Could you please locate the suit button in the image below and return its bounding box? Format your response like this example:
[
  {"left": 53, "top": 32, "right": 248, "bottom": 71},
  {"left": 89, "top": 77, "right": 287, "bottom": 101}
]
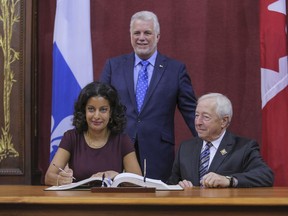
[{"left": 137, "top": 119, "right": 141, "bottom": 122}]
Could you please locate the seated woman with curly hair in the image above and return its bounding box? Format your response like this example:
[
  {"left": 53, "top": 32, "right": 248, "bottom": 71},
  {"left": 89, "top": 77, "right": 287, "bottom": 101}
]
[{"left": 45, "top": 81, "right": 142, "bottom": 186}]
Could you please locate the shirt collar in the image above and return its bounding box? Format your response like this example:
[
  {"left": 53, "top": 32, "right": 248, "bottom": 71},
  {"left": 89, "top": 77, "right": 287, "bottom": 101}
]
[
  {"left": 134, "top": 50, "right": 158, "bottom": 67},
  {"left": 204, "top": 130, "right": 226, "bottom": 149}
]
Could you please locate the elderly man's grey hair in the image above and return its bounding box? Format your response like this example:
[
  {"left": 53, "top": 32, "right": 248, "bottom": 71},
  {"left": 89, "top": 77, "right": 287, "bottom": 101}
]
[{"left": 198, "top": 93, "right": 233, "bottom": 123}]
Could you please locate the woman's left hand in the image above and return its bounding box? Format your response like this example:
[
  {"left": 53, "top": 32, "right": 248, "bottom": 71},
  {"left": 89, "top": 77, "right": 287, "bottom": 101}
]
[{"left": 92, "top": 170, "right": 119, "bottom": 179}]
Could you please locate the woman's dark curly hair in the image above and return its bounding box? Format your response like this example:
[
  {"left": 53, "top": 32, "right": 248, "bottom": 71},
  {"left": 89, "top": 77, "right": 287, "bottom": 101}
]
[{"left": 73, "top": 81, "right": 127, "bottom": 134}]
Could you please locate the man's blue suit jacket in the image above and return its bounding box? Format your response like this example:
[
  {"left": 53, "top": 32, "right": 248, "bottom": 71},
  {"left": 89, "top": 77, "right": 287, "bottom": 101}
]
[{"left": 100, "top": 52, "right": 197, "bottom": 181}]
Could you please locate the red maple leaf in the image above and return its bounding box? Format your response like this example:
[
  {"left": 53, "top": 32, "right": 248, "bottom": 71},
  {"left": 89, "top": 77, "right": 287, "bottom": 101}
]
[{"left": 260, "top": 0, "right": 287, "bottom": 72}]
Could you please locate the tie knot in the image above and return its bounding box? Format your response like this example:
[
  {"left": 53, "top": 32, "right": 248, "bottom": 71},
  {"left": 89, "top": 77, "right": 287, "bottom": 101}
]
[
  {"left": 141, "top": 60, "right": 149, "bottom": 67},
  {"left": 206, "top": 142, "right": 213, "bottom": 149}
]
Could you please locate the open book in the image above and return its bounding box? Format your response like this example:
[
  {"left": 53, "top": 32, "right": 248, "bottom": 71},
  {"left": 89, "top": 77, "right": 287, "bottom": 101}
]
[{"left": 44, "top": 172, "right": 183, "bottom": 191}]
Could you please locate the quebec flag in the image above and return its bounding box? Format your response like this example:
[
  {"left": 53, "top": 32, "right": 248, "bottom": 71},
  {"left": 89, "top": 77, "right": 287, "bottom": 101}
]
[{"left": 50, "top": 0, "right": 93, "bottom": 161}]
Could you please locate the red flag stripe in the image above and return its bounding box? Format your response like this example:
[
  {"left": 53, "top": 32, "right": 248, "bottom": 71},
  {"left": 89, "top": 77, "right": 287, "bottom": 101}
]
[{"left": 260, "top": 0, "right": 288, "bottom": 186}]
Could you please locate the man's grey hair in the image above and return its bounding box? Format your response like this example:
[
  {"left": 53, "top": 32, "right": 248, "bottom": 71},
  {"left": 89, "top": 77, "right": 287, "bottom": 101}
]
[
  {"left": 130, "top": 11, "right": 160, "bottom": 35},
  {"left": 198, "top": 93, "right": 233, "bottom": 122}
]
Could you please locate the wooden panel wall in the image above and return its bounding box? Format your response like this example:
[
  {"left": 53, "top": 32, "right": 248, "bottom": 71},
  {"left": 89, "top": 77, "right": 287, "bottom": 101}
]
[{"left": 0, "top": 0, "right": 34, "bottom": 184}]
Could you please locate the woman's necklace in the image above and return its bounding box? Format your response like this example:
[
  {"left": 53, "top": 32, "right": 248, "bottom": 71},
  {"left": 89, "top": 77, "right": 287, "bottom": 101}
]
[{"left": 85, "top": 131, "right": 109, "bottom": 149}]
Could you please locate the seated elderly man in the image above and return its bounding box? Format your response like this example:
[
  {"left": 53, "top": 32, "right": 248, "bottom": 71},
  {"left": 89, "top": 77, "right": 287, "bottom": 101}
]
[{"left": 167, "top": 93, "right": 274, "bottom": 188}]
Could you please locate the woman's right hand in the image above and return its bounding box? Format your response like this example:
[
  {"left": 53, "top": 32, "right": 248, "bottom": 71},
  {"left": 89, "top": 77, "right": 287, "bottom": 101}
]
[{"left": 57, "top": 167, "right": 74, "bottom": 186}]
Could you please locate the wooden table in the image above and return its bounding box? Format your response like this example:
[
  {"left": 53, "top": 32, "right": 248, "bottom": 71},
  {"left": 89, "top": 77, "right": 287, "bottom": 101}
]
[{"left": 0, "top": 185, "right": 287, "bottom": 216}]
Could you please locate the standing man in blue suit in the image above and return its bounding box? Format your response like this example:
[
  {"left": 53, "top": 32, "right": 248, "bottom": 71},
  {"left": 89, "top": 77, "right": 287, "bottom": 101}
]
[{"left": 100, "top": 11, "right": 197, "bottom": 182}]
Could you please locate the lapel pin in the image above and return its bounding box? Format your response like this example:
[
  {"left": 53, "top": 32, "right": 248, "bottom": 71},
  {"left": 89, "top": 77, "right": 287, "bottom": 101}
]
[
  {"left": 159, "top": 64, "right": 163, "bottom": 68},
  {"left": 220, "top": 149, "right": 227, "bottom": 155}
]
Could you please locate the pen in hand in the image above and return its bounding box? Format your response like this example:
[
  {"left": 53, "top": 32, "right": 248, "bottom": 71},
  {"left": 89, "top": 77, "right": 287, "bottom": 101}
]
[{"left": 53, "top": 163, "right": 76, "bottom": 180}]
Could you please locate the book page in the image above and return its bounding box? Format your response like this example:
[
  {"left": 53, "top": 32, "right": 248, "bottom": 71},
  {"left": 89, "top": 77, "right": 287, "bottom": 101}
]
[
  {"left": 44, "top": 176, "right": 103, "bottom": 191},
  {"left": 112, "top": 173, "right": 183, "bottom": 191}
]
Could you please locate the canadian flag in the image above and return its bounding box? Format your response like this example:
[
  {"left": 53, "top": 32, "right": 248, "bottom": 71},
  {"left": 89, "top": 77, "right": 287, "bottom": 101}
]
[{"left": 260, "top": 0, "right": 288, "bottom": 186}]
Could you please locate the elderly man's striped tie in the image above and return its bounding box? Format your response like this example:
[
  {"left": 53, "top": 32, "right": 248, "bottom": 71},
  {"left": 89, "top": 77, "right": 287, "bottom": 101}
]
[{"left": 199, "top": 142, "right": 213, "bottom": 184}]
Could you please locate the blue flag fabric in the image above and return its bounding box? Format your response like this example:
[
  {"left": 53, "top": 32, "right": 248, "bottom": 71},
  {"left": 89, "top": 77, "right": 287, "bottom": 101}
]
[{"left": 50, "top": 0, "right": 93, "bottom": 161}]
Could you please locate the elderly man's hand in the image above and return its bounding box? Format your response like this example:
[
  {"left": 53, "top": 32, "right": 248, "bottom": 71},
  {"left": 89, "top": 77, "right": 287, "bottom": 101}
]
[{"left": 200, "top": 172, "right": 230, "bottom": 188}]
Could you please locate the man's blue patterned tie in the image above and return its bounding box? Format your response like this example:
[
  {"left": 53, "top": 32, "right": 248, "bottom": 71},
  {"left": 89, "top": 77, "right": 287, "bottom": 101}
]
[
  {"left": 136, "top": 61, "right": 149, "bottom": 112},
  {"left": 199, "top": 142, "right": 213, "bottom": 184}
]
